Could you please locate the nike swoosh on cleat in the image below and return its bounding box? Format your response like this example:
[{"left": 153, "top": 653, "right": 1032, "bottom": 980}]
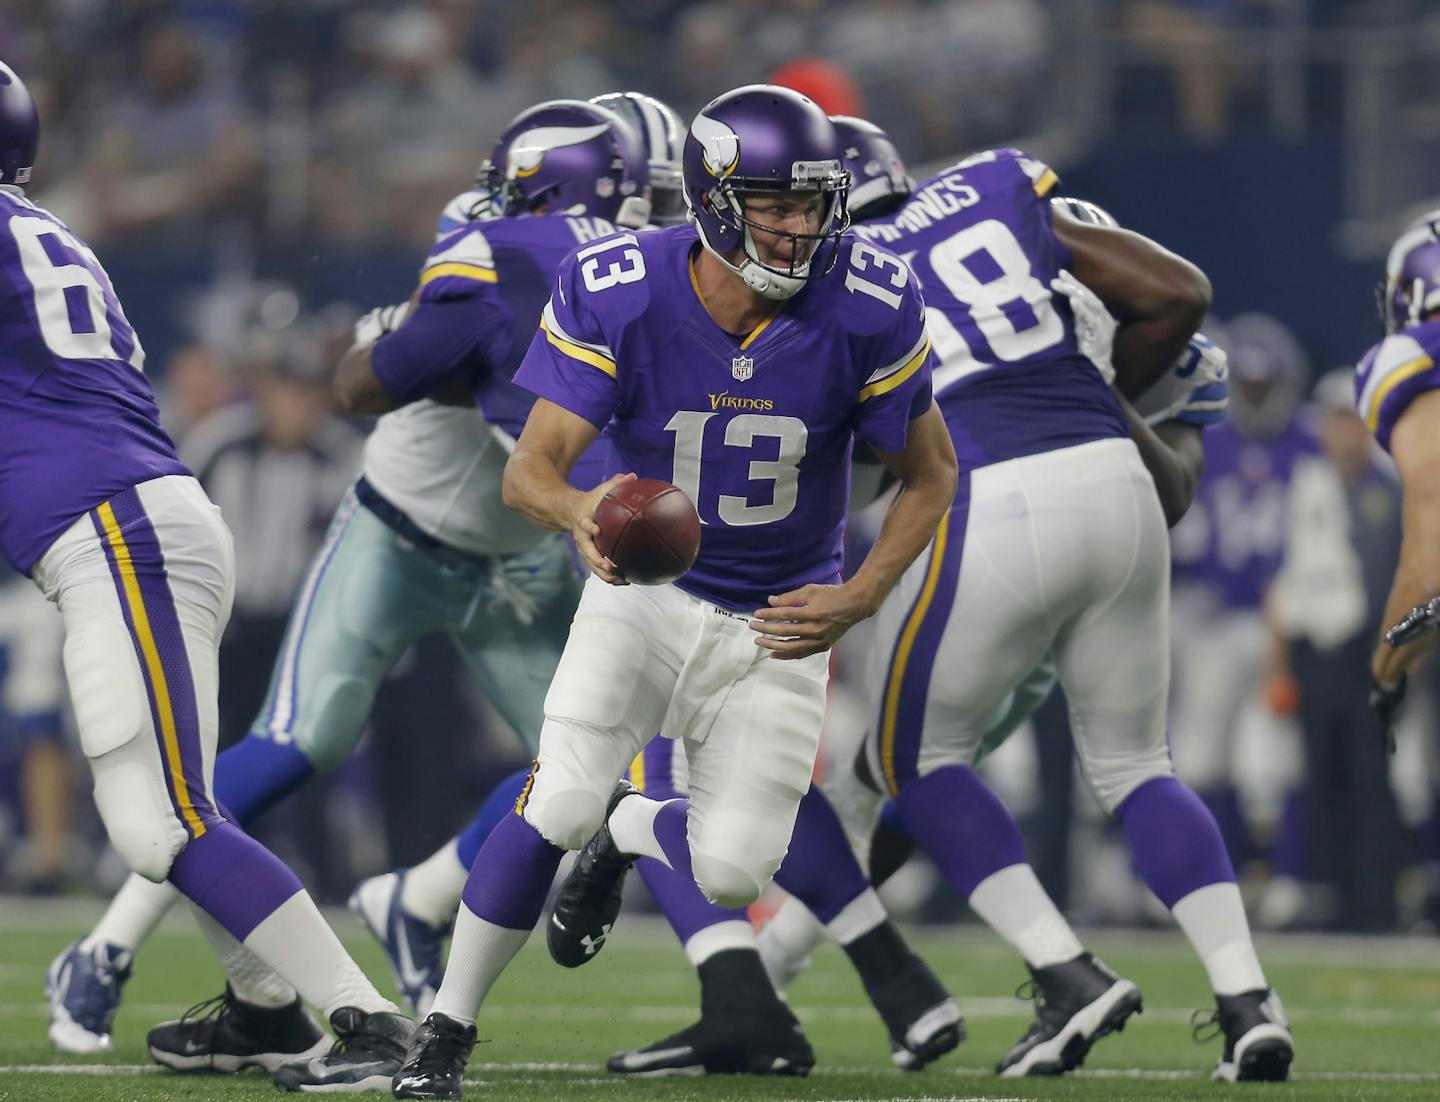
[{"left": 620, "top": 1046, "right": 695, "bottom": 1069}]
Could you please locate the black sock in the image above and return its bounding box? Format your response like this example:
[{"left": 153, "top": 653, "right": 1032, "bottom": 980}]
[{"left": 697, "top": 948, "right": 789, "bottom": 1018}]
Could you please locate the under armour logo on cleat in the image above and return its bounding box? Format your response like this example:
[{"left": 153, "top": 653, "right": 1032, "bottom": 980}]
[{"left": 581, "top": 924, "right": 612, "bottom": 955}]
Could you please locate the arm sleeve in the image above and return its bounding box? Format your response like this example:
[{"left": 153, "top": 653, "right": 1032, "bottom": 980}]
[
  {"left": 369, "top": 294, "right": 513, "bottom": 406},
  {"left": 513, "top": 257, "right": 621, "bottom": 430},
  {"left": 853, "top": 283, "right": 936, "bottom": 454}
]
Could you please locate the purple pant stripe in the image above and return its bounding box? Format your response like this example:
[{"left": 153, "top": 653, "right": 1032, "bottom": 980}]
[
  {"left": 887, "top": 475, "right": 971, "bottom": 790},
  {"left": 640, "top": 736, "right": 679, "bottom": 799}
]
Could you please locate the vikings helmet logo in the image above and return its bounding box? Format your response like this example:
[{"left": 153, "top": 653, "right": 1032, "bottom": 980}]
[
  {"left": 691, "top": 112, "right": 740, "bottom": 178},
  {"left": 507, "top": 122, "right": 612, "bottom": 178}
]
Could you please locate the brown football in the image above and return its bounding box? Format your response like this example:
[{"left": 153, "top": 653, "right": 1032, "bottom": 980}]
[{"left": 593, "top": 478, "right": 701, "bottom": 585}]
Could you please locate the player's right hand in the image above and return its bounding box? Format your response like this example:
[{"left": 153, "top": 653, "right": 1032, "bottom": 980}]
[
  {"left": 571, "top": 472, "right": 636, "bottom": 585},
  {"left": 353, "top": 302, "right": 411, "bottom": 347}
]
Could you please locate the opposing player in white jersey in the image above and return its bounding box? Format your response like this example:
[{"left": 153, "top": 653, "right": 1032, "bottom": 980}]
[
  {"left": 760, "top": 117, "right": 1292, "bottom": 1082},
  {"left": 385, "top": 85, "right": 958, "bottom": 1099},
  {"left": 45, "top": 98, "right": 653, "bottom": 1079},
  {"left": 0, "top": 60, "right": 414, "bottom": 1077}
]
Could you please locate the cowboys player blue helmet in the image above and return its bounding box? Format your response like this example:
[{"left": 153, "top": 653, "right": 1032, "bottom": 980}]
[{"left": 590, "top": 91, "right": 686, "bottom": 227}]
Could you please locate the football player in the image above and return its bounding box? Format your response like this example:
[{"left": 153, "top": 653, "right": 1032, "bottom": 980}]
[
  {"left": 1358, "top": 212, "right": 1440, "bottom": 746},
  {"left": 45, "top": 98, "right": 651, "bottom": 1082},
  {"left": 389, "top": 85, "right": 959, "bottom": 1099},
  {"left": 759, "top": 117, "right": 1292, "bottom": 1082},
  {"left": 0, "top": 60, "right": 411, "bottom": 1074}
]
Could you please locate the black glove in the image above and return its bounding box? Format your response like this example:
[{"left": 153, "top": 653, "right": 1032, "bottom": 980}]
[{"left": 1368, "top": 673, "right": 1406, "bottom": 755}]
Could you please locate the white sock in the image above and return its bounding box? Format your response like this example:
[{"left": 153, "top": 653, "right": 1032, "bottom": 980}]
[
  {"left": 83, "top": 873, "right": 178, "bottom": 953},
  {"left": 824, "top": 888, "right": 887, "bottom": 946},
  {"left": 1170, "top": 882, "right": 1268, "bottom": 996},
  {"left": 242, "top": 891, "right": 398, "bottom": 1019},
  {"left": 968, "top": 864, "right": 1085, "bottom": 968},
  {"left": 189, "top": 904, "right": 297, "bottom": 1009},
  {"left": 764, "top": 896, "right": 827, "bottom": 958},
  {"left": 607, "top": 795, "right": 677, "bottom": 868},
  {"left": 399, "top": 838, "right": 469, "bottom": 928},
  {"left": 429, "top": 904, "right": 531, "bottom": 1026},
  {"left": 683, "top": 919, "right": 754, "bottom": 967}
]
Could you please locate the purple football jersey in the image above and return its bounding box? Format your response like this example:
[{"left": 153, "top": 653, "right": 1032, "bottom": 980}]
[
  {"left": 515, "top": 224, "right": 935, "bottom": 612},
  {"left": 1354, "top": 320, "right": 1440, "bottom": 452},
  {"left": 372, "top": 212, "right": 620, "bottom": 440},
  {"left": 851, "top": 149, "right": 1126, "bottom": 472},
  {"left": 1170, "top": 413, "right": 1319, "bottom": 610},
  {"left": 0, "top": 191, "right": 187, "bottom": 573}
]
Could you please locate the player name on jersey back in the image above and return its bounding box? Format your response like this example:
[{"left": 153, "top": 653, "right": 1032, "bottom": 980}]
[{"left": 852, "top": 149, "right": 1127, "bottom": 473}]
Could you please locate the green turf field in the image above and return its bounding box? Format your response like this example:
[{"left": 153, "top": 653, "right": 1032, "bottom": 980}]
[{"left": 3, "top": 899, "right": 1439, "bottom": 1101}]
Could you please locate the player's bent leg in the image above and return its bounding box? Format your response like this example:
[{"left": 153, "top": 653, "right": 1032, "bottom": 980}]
[{"left": 775, "top": 786, "right": 963, "bottom": 1069}]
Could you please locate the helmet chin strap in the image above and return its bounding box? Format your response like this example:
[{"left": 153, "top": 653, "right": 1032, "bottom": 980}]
[{"left": 696, "top": 229, "right": 809, "bottom": 301}]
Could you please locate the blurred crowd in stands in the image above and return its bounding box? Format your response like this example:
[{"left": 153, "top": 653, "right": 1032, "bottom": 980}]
[{"left": 3, "top": 0, "right": 1440, "bottom": 939}]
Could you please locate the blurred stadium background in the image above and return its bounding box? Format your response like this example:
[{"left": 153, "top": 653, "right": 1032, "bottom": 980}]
[{"left": 3, "top": 0, "right": 1440, "bottom": 950}]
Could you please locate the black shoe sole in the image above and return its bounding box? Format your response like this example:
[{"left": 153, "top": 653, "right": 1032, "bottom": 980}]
[
  {"left": 900, "top": 1020, "right": 964, "bottom": 1072},
  {"left": 1001, "top": 986, "right": 1144, "bottom": 1077},
  {"left": 1237, "top": 1038, "right": 1294, "bottom": 1082}
]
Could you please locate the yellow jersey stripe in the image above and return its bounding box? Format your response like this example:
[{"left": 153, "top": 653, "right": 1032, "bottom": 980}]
[
  {"left": 1367, "top": 354, "right": 1435, "bottom": 433},
  {"left": 541, "top": 317, "right": 617, "bottom": 378},
  {"left": 1033, "top": 169, "right": 1059, "bottom": 197},
  {"left": 880, "top": 513, "right": 951, "bottom": 795},
  {"left": 420, "top": 261, "right": 498, "bottom": 286},
  {"left": 96, "top": 503, "right": 206, "bottom": 839},
  {"left": 514, "top": 760, "right": 539, "bottom": 814},
  {"left": 628, "top": 750, "right": 646, "bottom": 794},
  {"left": 860, "top": 338, "right": 931, "bottom": 401}
]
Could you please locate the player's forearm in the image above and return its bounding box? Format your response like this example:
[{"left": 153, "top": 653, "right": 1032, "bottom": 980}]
[
  {"left": 334, "top": 344, "right": 398, "bottom": 415},
  {"left": 501, "top": 448, "right": 584, "bottom": 533},
  {"left": 1118, "top": 397, "right": 1203, "bottom": 527},
  {"left": 1374, "top": 399, "right": 1440, "bottom": 683},
  {"left": 1373, "top": 538, "right": 1440, "bottom": 684},
  {"left": 847, "top": 463, "right": 956, "bottom": 617}
]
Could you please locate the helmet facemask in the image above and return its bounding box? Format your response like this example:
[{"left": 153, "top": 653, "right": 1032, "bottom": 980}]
[{"left": 693, "top": 162, "right": 850, "bottom": 300}]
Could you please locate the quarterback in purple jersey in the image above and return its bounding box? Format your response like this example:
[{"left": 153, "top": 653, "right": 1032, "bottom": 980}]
[
  {"left": 0, "top": 60, "right": 414, "bottom": 1065},
  {"left": 779, "top": 118, "right": 1290, "bottom": 1081},
  {"left": 1357, "top": 211, "right": 1440, "bottom": 745},
  {"left": 388, "top": 85, "right": 958, "bottom": 1099}
]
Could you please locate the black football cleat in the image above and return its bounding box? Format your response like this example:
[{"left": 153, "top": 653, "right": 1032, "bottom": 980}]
[
  {"left": 392, "top": 1012, "right": 478, "bottom": 1099},
  {"left": 1195, "top": 987, "right": 1293, "bottom": 1082},
  {"left": 147, "top": 985, "right": 328, "bottom": 1073},
  {"left": 548, "top": 780, "right": 639, "bottom": 967},
  {"left": 997, "top": 953, "right": 1143, "bottom": 1077},
  {"left": 844, "top": 923, "right": 964, "bottom": 1070},
  {"left": 272, "top": 1006, "right": 412, "bottom": 1092},
  {"left": 607, "top": 1008, "right": 814, "bottom": 1077}
]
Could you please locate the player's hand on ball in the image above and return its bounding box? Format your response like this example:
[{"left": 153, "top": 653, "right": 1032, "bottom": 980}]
[
  {"left": 750, "top": 583, "right": 874, "bottom": 660},
  {"left": 572, "top": 472, "right": 637, "bottom": 585}
]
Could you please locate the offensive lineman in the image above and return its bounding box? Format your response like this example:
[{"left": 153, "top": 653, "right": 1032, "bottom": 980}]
[
  {"left": 384, "top": 85, "right": 959, "bottom": 1100},
  {"left": 0, "top": 60, "right": 415, "bottom": 1079}
]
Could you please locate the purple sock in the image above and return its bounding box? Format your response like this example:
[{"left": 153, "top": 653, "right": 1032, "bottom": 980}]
[
  {"left": 896, "top": 765, "right": 1028, "bottom": 898},
  {"left": 1116, "top": 776, "right": 1235, "bottom": 909},
  {"left": 168, "top": 820, "right": 304, "bottom": 941},
  {"left": 455, "top": 768, "right": 533, "bottom": 870},
  {"left": 773, "top": 787, "right": 870, "bottom": 924},
  {"left": 1269, "top": 788, "right": 1307, "bottom": 881},
  {"left": 639, "top": 858, "right": 746, "bottom": 943},
  {"left": 460, "top": 810, "right": 564, "bottom": 931},
  {"left": 1196, "top": 784, "right": 1254, "bottom": 867}
]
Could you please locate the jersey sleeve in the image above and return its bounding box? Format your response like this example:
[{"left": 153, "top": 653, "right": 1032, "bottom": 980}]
[
  {"left": 513, "top": 252, "right": 621, "bottom": 430},
  {"left": 1009, "top": 150, "right": 1060, "bottom": 199},
  {"left": 369, "top": 225, "right": 515, "bottom": 405},
  {"left": 1355, "top": 330, "right": 1440, "bottom": 450},
  {"left": 852, "top": 282, "right": 936, "bottom": 455}
]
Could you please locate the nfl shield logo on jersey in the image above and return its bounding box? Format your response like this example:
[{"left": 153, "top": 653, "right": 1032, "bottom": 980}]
[{"left": 731, "top": 355, "right": 754, "bottom": 381}]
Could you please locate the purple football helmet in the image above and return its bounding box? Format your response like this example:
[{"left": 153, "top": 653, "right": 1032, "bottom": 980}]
[
  {"left": 0, "top": 61, "right": 38, "bottom": 187},
  {"left": 1379, "top": 209, "right": 1440, "bottom": 334},
  {"left": 1221, "top": 311, "right": 1306, "bottom": 436},
  {"left": 479, "top": 100, "right": 650, "bottom": 229},
  {"left": 683, "top": 84, "right": 849, "bottom": 300},
  {"left": 830, "top": 115, "right": 912, "bottom": 223},
  {"left": 590, "top": 91, "right": 686, "bottom": 227}
]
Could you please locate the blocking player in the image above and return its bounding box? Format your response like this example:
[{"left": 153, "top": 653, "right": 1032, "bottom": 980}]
[
  {"left": 0, "top": 59, "right": 413, "bottom": 1076},
  {"left": 387, "top": 85, "right": 958, "bottom": 1099},
  {"left": 757, "top": 118, "right": 1292, "bottom": 1082},
  {"left": 1358, "top": 211, "right": 1440, "bottom": 746},
  {"left": 45, "top": 98, "right": 650, "bottom": 1076}
]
